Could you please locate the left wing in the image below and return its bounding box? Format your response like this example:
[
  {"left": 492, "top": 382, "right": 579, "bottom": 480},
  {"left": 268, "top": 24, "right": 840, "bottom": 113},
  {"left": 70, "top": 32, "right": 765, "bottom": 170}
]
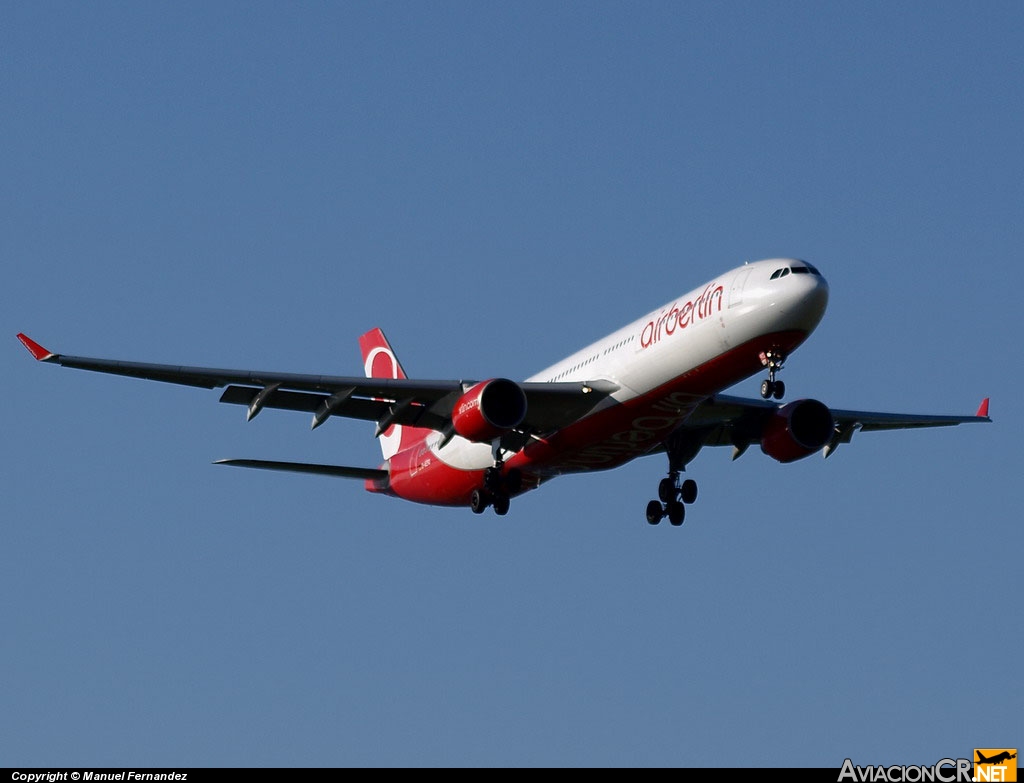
[
  {"left": 16, "top": 334, "right": 617, "bottom": 442},
  {"left": 680, "top": 392, "right": 991, "bottom": 460}
]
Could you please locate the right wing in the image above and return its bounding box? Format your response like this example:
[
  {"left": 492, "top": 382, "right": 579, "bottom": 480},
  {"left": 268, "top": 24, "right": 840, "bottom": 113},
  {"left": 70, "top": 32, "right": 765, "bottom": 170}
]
[{"left": 17, "top": 334, "right": 618, "bottom": 442}]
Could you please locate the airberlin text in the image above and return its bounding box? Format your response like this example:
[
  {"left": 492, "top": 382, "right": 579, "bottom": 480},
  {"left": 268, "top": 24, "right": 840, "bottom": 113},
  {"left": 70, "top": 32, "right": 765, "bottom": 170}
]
[
  {"left": 838, "top": 758, "right": 972, "bottom": 783},
  {"left": 561, "top": 392, "right": 697, "bottom": 469},
  {"left": 640, "top": 284, "right": 724, "bottom": 349}
]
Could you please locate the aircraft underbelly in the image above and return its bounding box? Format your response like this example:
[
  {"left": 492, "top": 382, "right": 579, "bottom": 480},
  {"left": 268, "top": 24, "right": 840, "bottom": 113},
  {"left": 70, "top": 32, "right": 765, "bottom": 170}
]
[{"left": 511, "top": 328, "right": 809, "bottom": 477}]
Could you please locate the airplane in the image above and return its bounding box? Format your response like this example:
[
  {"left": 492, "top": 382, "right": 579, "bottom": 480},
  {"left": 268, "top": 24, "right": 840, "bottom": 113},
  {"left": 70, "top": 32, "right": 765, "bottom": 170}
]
[
  {"left": 17, "top": 257, "right": 991, "bottom": 526},
  {"left": 976, "top": 752, "right": 1016, "bottom": 765}
]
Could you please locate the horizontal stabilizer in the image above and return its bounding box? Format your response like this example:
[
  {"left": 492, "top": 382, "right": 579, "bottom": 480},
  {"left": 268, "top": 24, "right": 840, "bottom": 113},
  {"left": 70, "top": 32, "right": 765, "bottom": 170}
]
[{"left": 214, "top": 459, "right": 388, "bottom": 482}]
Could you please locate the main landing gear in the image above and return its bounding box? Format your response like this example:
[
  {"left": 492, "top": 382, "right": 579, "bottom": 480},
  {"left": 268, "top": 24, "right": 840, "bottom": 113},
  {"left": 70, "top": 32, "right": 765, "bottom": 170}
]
[
  {"left": 645, "top": 430, "right": 704, "bottom": 527},
  {"left": 470, "top": 460, "right": 522, "bottom": 517},
  {"left": 646, "top": 472, "right": 698, "bottom": 526},
  {"left": 760, "top": 349, "right": 786, "bottom": 400}
]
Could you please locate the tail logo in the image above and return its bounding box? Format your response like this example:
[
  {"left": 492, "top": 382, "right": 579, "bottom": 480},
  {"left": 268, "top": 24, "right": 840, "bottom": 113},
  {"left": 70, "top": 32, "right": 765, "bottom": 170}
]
[{"left": 363, "top": 345, "right": 403, "bottom": 459}]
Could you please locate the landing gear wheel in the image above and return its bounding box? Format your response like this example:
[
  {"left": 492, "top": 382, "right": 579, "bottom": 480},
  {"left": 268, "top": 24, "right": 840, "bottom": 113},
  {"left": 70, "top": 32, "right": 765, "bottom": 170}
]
[
  {"left": 681, "top": 479, "right": 698, "bottom": 505},
  {"left": 492, "top": 495, "right": 510, "bottom": 516},
  {"left": 652, "top": 467, "right": 698, "bottom": 526},
  {"left": 658, "top": 477, "right": 677, "bottom": 503},
  {"left": 655, "top": 433, "right": 703, "bottom": 527},
  {"left": 470, "top": 489, "right": 488, "bottom": 514},
  {"left": 760, "top": 350, "right": 787, "bottom": 400}
]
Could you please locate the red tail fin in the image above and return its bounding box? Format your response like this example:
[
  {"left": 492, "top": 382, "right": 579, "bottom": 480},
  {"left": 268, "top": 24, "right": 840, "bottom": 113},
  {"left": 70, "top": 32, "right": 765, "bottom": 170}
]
[{"left": 359, "top": 328, "right": 432, "bottom": 460}]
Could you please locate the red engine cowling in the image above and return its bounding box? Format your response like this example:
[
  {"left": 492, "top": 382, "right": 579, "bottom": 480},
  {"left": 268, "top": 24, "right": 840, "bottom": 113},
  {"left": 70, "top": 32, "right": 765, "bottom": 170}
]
[
  {"left": 451, "top": 379, "right": 528, "bottom": 443},
  {"left": 760, "top": 399, "right": 835, "bottom": 463}
]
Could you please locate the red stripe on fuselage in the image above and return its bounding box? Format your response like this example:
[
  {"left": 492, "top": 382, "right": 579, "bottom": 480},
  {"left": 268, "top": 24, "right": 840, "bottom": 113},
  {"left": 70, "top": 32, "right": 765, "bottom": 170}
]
[{"left": 371, "top": 329, "right": 809, "bottom": 506}]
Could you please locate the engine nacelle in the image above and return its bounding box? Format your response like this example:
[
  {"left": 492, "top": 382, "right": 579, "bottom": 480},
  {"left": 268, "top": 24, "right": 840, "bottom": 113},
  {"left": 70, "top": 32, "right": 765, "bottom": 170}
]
[
  {"left": 451, "top": 379, "right": 528, "bottom": 443},
  {"left": 760, "top": 399, "right": 835, "bottom": 463}
]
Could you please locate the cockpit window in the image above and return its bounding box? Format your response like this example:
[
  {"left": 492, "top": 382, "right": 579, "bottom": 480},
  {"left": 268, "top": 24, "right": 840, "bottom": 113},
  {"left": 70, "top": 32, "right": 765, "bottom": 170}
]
[
  {"left": 771, "top": 262, "right": 820, "bottom": 279},
  {"left": 792, "top": 260, "right": 821, "bottom": 275}
]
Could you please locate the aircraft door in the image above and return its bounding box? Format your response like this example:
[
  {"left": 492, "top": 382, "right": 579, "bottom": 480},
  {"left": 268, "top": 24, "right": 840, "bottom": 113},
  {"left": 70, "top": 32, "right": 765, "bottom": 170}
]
[{"left": 729, "top": 268, "right": 752, "bottom": 308}]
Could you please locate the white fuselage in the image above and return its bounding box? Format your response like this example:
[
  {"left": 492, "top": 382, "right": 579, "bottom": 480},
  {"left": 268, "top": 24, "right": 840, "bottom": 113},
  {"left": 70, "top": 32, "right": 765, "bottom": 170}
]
[{"left": 427, "top": 258, "right": 829, "bottom": 472}]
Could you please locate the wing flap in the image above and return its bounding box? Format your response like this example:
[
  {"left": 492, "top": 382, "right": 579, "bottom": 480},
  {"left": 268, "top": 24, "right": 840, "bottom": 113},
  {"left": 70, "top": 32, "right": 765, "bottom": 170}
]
[
  {"left": 217, "top": 384, "right": 450, "bottom": 431},
  {"left": 220, "top": 385, "right": 323, "bottom": 413}
]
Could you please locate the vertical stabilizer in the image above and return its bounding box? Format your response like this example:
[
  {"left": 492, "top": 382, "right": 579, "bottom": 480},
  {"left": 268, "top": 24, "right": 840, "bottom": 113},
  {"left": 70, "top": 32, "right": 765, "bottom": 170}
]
[{"left": 359, "top": 328, "right": 432, "bottom": 460}]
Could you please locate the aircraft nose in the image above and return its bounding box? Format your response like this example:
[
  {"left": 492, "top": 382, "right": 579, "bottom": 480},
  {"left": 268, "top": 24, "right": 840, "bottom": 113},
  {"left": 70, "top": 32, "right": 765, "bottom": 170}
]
[
  {"left": 755, "top": 260, "right": 829, "bottom": 332},
  {"left": 788, "top": 267, "right": 829, "bottom": 329}
]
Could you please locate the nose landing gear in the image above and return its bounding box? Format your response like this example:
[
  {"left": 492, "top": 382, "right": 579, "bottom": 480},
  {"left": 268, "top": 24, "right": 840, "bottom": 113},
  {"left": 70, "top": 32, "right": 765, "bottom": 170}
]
[{"left": 760, "top": 349, "right": 786, "bottom": 400}]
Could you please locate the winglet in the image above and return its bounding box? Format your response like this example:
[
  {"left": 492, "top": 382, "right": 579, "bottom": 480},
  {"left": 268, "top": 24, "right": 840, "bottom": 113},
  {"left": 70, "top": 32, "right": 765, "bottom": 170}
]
[
  {"left": 17, "top": 333, "right": 57, "bottom": 362},
  {"left": 976, "top": 397, "right": 990, "bottom": 418}
]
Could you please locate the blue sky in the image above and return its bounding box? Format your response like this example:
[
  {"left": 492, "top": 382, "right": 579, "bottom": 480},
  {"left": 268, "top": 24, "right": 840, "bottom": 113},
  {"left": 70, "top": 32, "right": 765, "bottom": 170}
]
[{"left": 3, "top": 1, "right": 1020, "bottom": 768}]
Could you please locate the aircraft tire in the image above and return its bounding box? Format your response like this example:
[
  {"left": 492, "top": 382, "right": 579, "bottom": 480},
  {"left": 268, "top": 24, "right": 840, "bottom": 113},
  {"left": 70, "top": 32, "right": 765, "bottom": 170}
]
[
  {"left": 646, "top": 500, "right": 663, "bottom": 525},
  {"left": 658, "top": 478, "right": 677, "bottom": 503},
  {"left": 681, "top": 479, "right": 698, "bottom": 504},
  {"left": 471, "top": 489, "right": 488, "bottom": 514}
]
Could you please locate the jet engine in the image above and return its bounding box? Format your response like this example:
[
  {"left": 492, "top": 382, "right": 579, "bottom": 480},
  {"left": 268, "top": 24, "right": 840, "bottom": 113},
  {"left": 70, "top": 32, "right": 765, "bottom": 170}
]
[
  {"left": 760, "top": 399, "right": 835, "bottom": 463},
  {"left": 451, "top": 379, "right": 528, "bottom": 443}
]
